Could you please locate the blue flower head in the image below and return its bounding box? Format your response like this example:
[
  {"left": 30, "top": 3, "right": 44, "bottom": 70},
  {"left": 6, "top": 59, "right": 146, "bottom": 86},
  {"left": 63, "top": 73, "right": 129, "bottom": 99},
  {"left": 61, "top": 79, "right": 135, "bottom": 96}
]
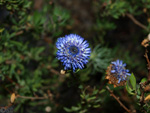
[
  {"left": 106, "top": 60, "right": 131, "bottom": 87},
  {"left": 111, "top": 60, "right": 131, "bottom": 83},
  {"left": 56, "top": 34, "right": 91, "bottom": 72}
]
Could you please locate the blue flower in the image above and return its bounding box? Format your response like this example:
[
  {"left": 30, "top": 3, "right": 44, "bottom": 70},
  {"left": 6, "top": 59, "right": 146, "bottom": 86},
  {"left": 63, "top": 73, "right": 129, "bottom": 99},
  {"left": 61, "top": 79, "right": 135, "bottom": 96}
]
[
  {"left": 56, "top": 34, "right": 91, "bottom": 72},
  {"left": 111, "top": 60, "right": 131, "bottom": 83},
  {"left": 106, "top": 60, "right": 131, "bottom": 87}
]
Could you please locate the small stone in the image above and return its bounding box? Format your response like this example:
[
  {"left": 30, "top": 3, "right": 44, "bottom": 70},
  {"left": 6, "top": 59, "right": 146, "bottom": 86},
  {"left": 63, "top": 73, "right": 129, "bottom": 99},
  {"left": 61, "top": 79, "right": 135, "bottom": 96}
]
[{"left": 45, "top": 106, "right": 52, "bottom": 112}]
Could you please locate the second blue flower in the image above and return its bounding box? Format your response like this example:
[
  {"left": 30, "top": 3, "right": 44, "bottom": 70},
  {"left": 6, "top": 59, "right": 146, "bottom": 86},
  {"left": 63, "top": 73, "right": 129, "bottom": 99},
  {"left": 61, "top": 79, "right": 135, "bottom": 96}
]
[{"left": 106, "top": 60, "right": 131, "bottom": 87}]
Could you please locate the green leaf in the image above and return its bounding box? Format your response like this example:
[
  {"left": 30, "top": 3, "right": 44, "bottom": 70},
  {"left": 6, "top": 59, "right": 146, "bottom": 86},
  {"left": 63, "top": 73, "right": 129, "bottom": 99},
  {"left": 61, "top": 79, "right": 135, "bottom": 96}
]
[
  {"left": 136, "top": 95, "right": 141, "bottom": 100},
  {"left": 78, "top": 85, "right": 83, "bottom": 89},
  {"left": 93, "top": 104, "right": 101, "bottom": 108},
  {"left": 64, "top": 107, "right": 72, "bottom": 112},
  {"left": 87, "top": 96, "right": 96, "bottom": 101},
  {"left": 10, "top": 40, "right": 23, "bottom": 47},
  {"left": 126, "top": 80, "right": 135, "bottom": 95},
  {"left": 75, "top": 69, "right": 80, "bottom": 73},
  {"left": 99, "top": 89, "right": 106, "bottom": 94},
  {"left": 137, "top": 85, "right": 141, "bottom": 96},
  {"left": 140, "top": 78, "right": 147, "bottom": 83},
  {"left": 64, "top": 106, "right": 81, "bottom": 112},
  {"left": 0, "top": 56, "right": 4, "bottom": 63},
  {"left": 71, "top": 106, "right": 81, "bottom": 111},
  {"left": 129, "top": 73, "right": 136, "bottom": 90},
  {"left": 0, "top": 28, "right": 4, "bottom": 33}
]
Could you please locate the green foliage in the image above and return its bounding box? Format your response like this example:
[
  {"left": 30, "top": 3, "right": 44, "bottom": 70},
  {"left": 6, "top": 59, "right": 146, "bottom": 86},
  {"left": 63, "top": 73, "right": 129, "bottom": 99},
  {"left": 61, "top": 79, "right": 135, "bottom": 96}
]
[
  {"left": 90, "top": 45, "right": 112, "bottom": 73},
  {"left": 0, "top": 0, "right": 71, "bottom": 112},
  {"left": 1, "top": 0, "right": 150, "bottom": 113},
  {"left": 64, "top": 85, "right": 102, "bottom": 113},
  {"left": 102, "top": 0, "right": 129, "bottom": 19}
]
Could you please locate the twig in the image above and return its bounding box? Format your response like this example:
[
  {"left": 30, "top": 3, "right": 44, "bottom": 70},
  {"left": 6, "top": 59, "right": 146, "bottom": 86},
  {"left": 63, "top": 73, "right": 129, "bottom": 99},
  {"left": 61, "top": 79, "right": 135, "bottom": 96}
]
[
  {"left": 106, "top": 86, "right": 132, "bottom": 113},
  {"left": 16, "top": 95, "right": 48, "bottom": 100},
  {"left": 47, "top": 65, "right": 66, "bottom": 82},
  {"left": 2, "top": 85, "right": 12, "bottom": 94},
  {"left": 139, "top": 80, "right": 150, "bottom": 113},
  {"left": 144, "top": 49, "right": 150, "bottom": 79},
  {"left": 126, "top": 13, "right": 148, "bottom": 31},
  {"left": 99, "top": 80, "right": 107, "bottom": 91},
  {"left": 0, "top": 103, "right": 13, "bottom": 109},
  {"left": 15, "top": 30, "right": 23, "bottom": 36},
  {"left": 140, "top": 49, "right": 150, "bottom": 112},
  {"left": 138, "top": 49, "right": 150, "bottom": 112},
  {"left": 140, "top": 84, "right": 146, "bottom": 113},
  {"left": 47, "top": 65, "right": 63, "bottom": 76},
  {"left": 5, "top": 76, "right": 21, "bottom": 87}
]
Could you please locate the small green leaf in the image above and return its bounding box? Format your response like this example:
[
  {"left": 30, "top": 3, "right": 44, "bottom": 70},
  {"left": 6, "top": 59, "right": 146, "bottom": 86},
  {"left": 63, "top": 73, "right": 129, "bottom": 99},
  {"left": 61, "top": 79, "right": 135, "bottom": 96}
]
[
  {"left": 79, "top": 85, "right": 83, "bottom": 89},
  {"left": 93, "top": 104, "right": 101, "bottom": 108},
  {"left": 99, "top": 89, "right": 106, "bottom": 94},
  {"left": 137, "top": 86, "right": 141, "bottom": 95},
  {"left": 0, "top": 56, "right": 4, "bottom": 63},
  {"left": 140, "top": 78, "right": 147, "bottom": 83},
  {"left": 93, "top": 89, "right": 99, "bottom": 95},
  {"left": 136, "top": 95, "right": 140, "bottom": 100},
  {"left": 71, "top": 106, "right": 81, "bottom": 111},
  {"left": 87, "top": 96, "right": 96, "bottom": 101},
  {"left": 75, "top": 69, "right": 80, "bottom": 73},
  {"left": 0, "top": 28, "right": 4, "bottom": 33},
  {"left": 64, "top": 107, "right": 72, "bottom": 112},
  {"left": 10, "top": 40, "right": 23, "bottom": 47}
]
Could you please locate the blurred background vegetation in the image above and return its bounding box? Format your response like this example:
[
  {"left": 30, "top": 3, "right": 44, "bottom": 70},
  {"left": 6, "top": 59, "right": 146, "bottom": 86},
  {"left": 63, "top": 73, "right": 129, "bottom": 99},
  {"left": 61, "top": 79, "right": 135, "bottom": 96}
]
[{"left": 0, "top": 0, "right": 150, "bottom": 113}]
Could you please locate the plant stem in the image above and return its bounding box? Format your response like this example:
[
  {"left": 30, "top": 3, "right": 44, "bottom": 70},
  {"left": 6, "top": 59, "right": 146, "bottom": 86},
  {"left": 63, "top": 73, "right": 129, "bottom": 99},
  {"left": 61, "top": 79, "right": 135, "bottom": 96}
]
[{"left": 106, "top": 86, "right": 133, "bottom": 113}]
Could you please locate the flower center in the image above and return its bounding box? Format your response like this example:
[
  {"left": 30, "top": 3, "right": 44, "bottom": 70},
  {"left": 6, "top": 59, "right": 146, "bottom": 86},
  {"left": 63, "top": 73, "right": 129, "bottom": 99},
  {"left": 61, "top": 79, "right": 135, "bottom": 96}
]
[{"left": 68, "top": 45, "right": 79, "bottom": 56}]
